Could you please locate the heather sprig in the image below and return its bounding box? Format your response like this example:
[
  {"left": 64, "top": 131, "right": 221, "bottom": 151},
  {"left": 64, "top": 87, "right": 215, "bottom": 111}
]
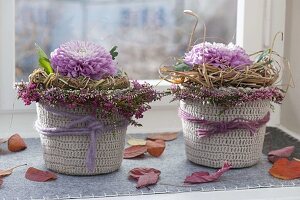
[
  {"left": 17, "top": 82, "right": 40, "bottom": 105},
  {"left": 17, "top": 81, "right": 164, "bottom": 126},
  {"left": 170, "top": 85, "right": 284, "bottom": 108}
]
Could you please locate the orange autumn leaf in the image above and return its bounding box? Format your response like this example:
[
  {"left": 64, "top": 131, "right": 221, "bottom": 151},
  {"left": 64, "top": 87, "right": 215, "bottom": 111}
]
[
  {"left": 0, "top": 164, "right": 27, "bottom": 177},
  {"left": 25, "top": 167, "right": 57, "bottom": 182},
  {"left": 124, "top": 145, "right": 147, "bottom": 159},
  {"left": 146, "top": 140, "right": 165, "bottom": 157},
  {"left": 269, "top": 158, "right": 300, "bottom": 180},
  {"left": 147, "top": 132, "right": 178, "bottom": 141},
  {"left": 8, "top": 134, "right": 27, "bottom": 152}
]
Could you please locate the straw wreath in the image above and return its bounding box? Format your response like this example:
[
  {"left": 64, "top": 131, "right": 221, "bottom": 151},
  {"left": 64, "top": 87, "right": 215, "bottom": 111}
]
[
  {"left": 159, "top": 51, "right": 280, "bottom": 88},
  {"left": 159, "top": 10, "right": 284, "bottom": 89},
  {"left": 29, "top": 68, "right": 130, "bottom": 91}
]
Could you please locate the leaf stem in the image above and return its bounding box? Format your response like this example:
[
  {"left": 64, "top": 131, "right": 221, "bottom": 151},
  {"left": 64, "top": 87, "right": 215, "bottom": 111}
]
[{"left": 9, "top": 163, "right": 27, "bottom": 171}]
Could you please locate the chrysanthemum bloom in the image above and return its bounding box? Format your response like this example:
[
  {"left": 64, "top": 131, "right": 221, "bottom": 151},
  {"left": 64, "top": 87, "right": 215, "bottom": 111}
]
[
  {"left": 50, "top": 41, "right": 117, "bottom": 80},
  {"left": 184, "top": 42, "right": 253, "bottom": 70}
]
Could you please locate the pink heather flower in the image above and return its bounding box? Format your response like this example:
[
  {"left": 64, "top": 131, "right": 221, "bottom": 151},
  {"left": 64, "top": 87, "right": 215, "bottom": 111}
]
[
  {"left": 18, "top": 83, "right": 39, "bottom": 105},
  {"left": 50, "top": 41, "right": 117, "bottom": 80},
  {"left": 184, "top": 42, "right": 253, "bottom": 70}
]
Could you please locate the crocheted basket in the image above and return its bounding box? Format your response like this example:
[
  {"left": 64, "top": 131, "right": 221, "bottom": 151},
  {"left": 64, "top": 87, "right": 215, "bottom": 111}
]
[
  {"left": 180, "top": 99, "right": 270, "bottom": 168},
  {"left": 36, "top": 103, "right": 128, "bottom": 175}
]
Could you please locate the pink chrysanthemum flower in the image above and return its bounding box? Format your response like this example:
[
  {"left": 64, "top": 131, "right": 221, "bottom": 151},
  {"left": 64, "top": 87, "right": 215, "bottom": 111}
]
[
  {"left": 50, "top": 41, "right": 117, "bottom": 80},
  {"left": 184, "top": 42, "right": 253, "bottom": 70}
]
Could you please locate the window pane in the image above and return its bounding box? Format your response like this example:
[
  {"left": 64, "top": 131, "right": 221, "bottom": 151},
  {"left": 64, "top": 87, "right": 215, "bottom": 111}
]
[{"left": 15, "top": 0, "right": 237, "bottom": 81}]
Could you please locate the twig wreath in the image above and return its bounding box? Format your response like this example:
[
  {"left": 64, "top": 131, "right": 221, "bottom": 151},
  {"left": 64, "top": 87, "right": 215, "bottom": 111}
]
[{"left": 159, "top": 10, "right": 293, "bottom": 108}]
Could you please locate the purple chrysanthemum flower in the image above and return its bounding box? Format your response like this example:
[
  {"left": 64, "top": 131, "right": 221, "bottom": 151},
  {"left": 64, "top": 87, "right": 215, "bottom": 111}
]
[
  {"left": 184, "top": 42, "right": 253, "bottom": 70},
  {"left": 50, "top": 41, "right": 117, "bottom": 80}
]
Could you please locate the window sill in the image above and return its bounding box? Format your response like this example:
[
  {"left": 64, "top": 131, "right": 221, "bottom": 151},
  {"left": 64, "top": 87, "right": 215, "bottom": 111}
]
[{"left": 86, "top": 187, "right": 300, "bottom": 200}]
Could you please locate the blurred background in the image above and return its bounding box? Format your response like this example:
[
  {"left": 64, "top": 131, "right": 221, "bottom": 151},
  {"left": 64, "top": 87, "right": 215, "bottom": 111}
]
[{"left": 15, "top": 0, "right": 237, "bottom": 81}]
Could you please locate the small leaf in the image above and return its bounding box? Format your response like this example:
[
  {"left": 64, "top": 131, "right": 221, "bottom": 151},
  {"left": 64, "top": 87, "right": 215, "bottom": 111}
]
[
  {"left": 123, "top": 145, "right": 147, "bottom": 159},
  {"left": 147, "top": 132, "right": 178, "bottom": 141},
  {"left": 255, "top": 49, "right": 270, "bottom": 63},
  {"left": 110, "top": 46, "right": 118, "bottom": 60},
  {"left": 268, "top": 146, "right": 295, "bottom": 163},
  {"left": 25, "top": 167, "right": 57, "bottom": 182},
  {"left": 269, "top": 158, "right": 300, "bottom": 180},
  {"left": 39, "top": 57, "right": 53, "bottom": 74},
  {"left": 0, "top": 164, "right": 27, "bottom": 177},
  {"left": 184, "top": 162, "right": 232, "bottom": 184},
  {"left": 35, "top": 43, "right": 48, "bottom": 59},
  {"left": 129, "top": 167, "right": 161, "bottom": 188},
  {"left": 35, "top": 43, "right": 54, "bottom": 74},
  {"left": 127, "top": 137, "right": 147, "bottom": 146},
  {"left": 174, "top": 63, "right": 191, "bottom": 72},
  {"left": 146, "top": 140, "right": 165, "bottom": 157},
  {"left": 0, "top": 178, "right": 3, "bottom": 187},
  {"left": 129, "top": 167, "right": 161, "bottom": 179},
  {"left": 8, "top": 134, "right": 27, "bottom": 152},
  {"left": 136, "top": 172, "right": 159, "bottom": 189}
]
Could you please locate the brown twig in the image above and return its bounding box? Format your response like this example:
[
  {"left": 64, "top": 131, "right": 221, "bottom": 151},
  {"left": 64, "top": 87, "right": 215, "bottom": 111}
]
[
  {"left": 159, "top": 51, "right": 281, "bottom": 89},
  {"left": 29, "top": 69, "right": 130, "bottom": 90}
]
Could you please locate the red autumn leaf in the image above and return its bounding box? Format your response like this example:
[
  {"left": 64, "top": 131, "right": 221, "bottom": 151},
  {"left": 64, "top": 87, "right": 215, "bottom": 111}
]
[
  {"left": 129, "top": 167, "right": 161, "bottom": 188},
  {"left": 147, "top": 132, "right": 178, "bottom": 141},
  {"left": 8, "top": 134, "right": 27, "bottom": 152},
  {"left": 136, "top": 172, "right": 160, "bottom": 188},
  {"left": 184, "top": 162, "right": 232, "bottom": 184},
  {"left": 25, "top": 167, "right": 57, "bottom": 182},
  {"left": 123, "top": 145, "right": 147, "bottom": 159},
  {"left": 129, "top": 167, "right": 161, "bottom": 179},
  {"left": 146, "top": 140, "right": 165, "bottom": 157},
  {"left": 268, "top": 146, "right": 295, "bottom": 163},
  {"left": 269, "top": 158, "right": 300, "bottom": 180}
]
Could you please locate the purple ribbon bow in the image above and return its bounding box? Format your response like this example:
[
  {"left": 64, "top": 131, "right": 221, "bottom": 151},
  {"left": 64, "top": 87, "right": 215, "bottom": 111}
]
[
  {"left": 178, "top": 108, "right": 270, "bottom": 137},
  {"left": 35, "top": 106, "right": 127, "bottom": 172}
]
